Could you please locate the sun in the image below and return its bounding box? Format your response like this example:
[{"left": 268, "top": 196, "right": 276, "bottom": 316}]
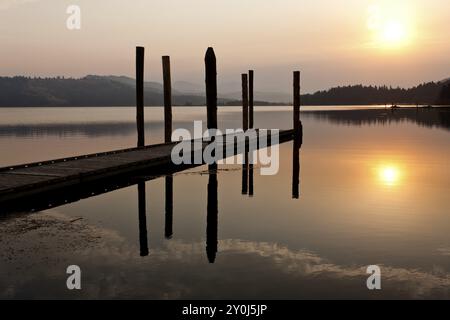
[
  {"left": 382, "top": 20, "right": 407, "bottom": 44},
  {"left": 367, "top": 3, "right": 414, "bottom": 49}
]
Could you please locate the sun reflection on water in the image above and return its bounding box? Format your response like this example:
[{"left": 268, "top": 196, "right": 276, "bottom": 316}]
[{"left": 378, "top": 165, "right": 401, "bottom": 186}]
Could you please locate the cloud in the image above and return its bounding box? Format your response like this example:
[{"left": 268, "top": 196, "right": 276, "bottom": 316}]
[{"left": 1, "top": 211, "right": 449, "bottom": 299}]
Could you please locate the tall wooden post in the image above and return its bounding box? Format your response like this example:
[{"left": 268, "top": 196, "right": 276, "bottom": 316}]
[
  {"left": 242, "top": 73, "right": 249, "bottom": 131},
  {"left": 162, "top": 56, "right": 172, "bottom": 143},
  {"left": 205, "top": 48, "right": 217, "bottom": 130},
  {"left": 293, "top": 71, "right": 300, "bottom": 134},
  {"left": 136, "top": 47, "right": 145, "bottom": 147},
  {"left": 249, "top": 70, "right": 254, "bottom": 129}
]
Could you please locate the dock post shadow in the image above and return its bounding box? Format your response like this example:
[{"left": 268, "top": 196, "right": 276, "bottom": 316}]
[
  {"left": 137, "top": 181, "right": 149, "bottom": 256},
  {"left": 206, "top": 164, "right": 218, "bottom": 263}
]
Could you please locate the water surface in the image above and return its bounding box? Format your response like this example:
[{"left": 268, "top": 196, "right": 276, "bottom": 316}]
[{"left": 0, "top": 106, "right": 449, "bottom": 299}]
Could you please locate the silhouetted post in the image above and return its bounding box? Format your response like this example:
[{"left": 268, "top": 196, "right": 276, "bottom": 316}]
[
  {"left": 249, "top": 70, "right": 254, "bottom": 129},
  {"left": 206, "top": 164, "right": 218, "bottom": 263},
  {"left": 205, "top": 48, "right": 217, "bottom": 130},
  {"left": 293, "top": 71, "right": 300, "bottom": 134},
  {"left": 165, "top": 175, "right": 173, "bottom": 239},
  {"left": 137, "top": 182, "right": 149, "bottom": 256},
  {"left": 162, "top": 56, "right": 172, "bottom": 143},
  {"left": 242, "top": 73, "right": 249, "bottom": 131},
  {"left": 136, "top": 47, "right": 145, "bottom": 147}
]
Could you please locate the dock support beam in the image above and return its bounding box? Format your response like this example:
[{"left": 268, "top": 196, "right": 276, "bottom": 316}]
[
  {"left": 205, "top": 48, "right": 218, "bottom": 130},
  {"left": 249, "top": 70, "right": 254, "bottom": 129},
  {"left": 162, "top": 56, "right": 172, "bottom": 143},
  {"left": 136, "top": 47, "right": 145, "bottom": 147}
]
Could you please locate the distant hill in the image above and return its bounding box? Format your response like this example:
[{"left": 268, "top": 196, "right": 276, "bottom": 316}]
[
  {"left": 0, "top": 76, "right": 448, "bottom": 107},
  {"left": 301, "top": 79, "right": 450, "bottom": 106},
  {"left": 0, "top": 76, "right": 210, "bottom": 107}
]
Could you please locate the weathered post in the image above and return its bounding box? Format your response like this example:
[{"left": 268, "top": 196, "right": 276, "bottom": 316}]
[
  {"left": 249, "top": 70, "right": 254, "bottom": 129},
  {"left": 162, "top": 56, "right": 172, "bottom": 143},
  {"left": 136, "top": 47, "right": 145, "bottom": 147},
  {"left": 205, "top": 48, "right": 218, "bottom": 130},
  {"left": 242, "top": 73, "right": 249, "bottom": 131},
  {"left": 293, "top": 71, "right": 300, "bottom": 134}
]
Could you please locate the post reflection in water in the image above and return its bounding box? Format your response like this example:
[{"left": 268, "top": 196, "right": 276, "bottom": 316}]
[
  {"left": 292, "top": 121, "right": 303, "bottom": 199},
  {"left": 165, "top": 175, "right": 174, "bottom": 239},
  {"left": 206, "top": 163, "right": 219, "bottom": 263},
  {"left": 137, "top": 182, "right": 149, "bottom": 256},
  {"left": 133, "top": 129, "right": 303, "bottom": 261},
  {"left": 242, "top": 147, "right": 248, "bottom": 195},
  {"left": 248, "top": 163, "right": 254, "bottom": 197}
]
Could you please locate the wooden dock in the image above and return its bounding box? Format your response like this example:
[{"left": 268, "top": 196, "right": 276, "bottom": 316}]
[
  {"left": 0, "top": 46, "right": 304, "bottom": 214},
  {"left": 0, "top": 129, "right": 296, "bottom": 208}
]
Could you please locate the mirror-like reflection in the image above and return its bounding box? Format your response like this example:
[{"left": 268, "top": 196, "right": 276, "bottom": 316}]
[
  {"left": 137, "top": 182, "right": 149, "bottom": 256},
  {"left": 302, "top": 107, "right": 450, "bottom": 130},
  {"left": 206, "top": 163, "right": 218, "bottom": 263},
  {"left": 292, "top": 121, "right": 303, "bottom": 199},
  {"left": 0, "top": 107, "right": 449, "bottom": 299},
  {"left": 165, "top": 175, "right": 173, "bottom": 239},
  {"left": 248, "top": 163, "right": 254, "bottom": 197}
]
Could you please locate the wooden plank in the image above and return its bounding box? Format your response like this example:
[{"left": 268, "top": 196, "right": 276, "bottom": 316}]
[{"left": 0, "top": 173, "right": 54, "bottom": 189}]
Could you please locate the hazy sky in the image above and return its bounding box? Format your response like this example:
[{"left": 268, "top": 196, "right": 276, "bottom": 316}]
[{"left": 0, "top": 0, "right": 449, "bottom": 93}]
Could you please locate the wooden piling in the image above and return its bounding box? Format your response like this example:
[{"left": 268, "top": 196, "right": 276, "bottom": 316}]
[
  {"left": 293, "top": 71, "right": 300, "bottom": 134},
  {"left": 249, "top": 70, "right": 254, "bottom": 129},
  {"left": 242, "top": 73, "right": 249, "bottom": 131},
  {"left": 205, "top": 48, "right": 218, "bottom": 130},
  {"left": 136, "top": 47, "right": 145, "bottom": 147},
  {"left": 162, "top": 56, "right": 172, "bottom": 143}
]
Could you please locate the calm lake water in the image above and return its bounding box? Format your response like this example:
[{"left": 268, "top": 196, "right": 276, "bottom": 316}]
[{"left": 0, "top": 106, "right": 449, "bottom": 299}]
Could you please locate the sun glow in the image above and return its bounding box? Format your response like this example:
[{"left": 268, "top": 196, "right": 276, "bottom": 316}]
[
  {"left": 367, "top": 2, "right": 414, "bottom": 49},
  {"left": 378, "top": 165, "right": 401, "bottom": 186}
]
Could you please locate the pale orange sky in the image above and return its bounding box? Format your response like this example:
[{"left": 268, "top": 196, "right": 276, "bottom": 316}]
[{"left": 0, "top": 0, "right": 449, "bottom": 93}]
